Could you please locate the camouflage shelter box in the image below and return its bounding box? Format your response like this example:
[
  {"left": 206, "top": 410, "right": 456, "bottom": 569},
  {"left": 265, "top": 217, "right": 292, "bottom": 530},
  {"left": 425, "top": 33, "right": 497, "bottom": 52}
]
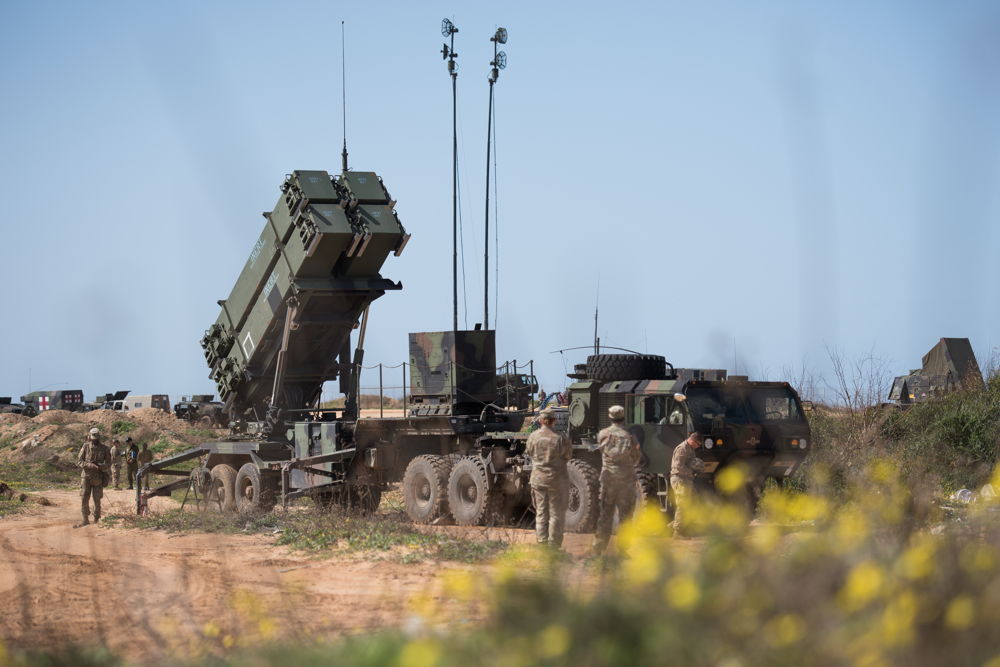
[{"left": 408, "top": 330, "right": 497, "bottom": 415}]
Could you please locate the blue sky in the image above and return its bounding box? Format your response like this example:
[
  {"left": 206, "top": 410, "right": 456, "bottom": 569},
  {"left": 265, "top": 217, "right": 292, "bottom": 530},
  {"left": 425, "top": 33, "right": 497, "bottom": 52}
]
[{"left": 1, "top": 1, "right": 998, "bottom": 403}]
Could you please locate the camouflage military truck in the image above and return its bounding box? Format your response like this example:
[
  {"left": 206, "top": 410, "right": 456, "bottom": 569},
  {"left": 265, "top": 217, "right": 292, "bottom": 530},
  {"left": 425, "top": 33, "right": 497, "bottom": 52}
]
[
  {"left": 174, "top": 394, "right": 227, "bottom": 426},
  {"left": 554, "top": 354, "right": 811, "bottom": 529},
  {"left": 0, "top": 397, "right": 37, "bottom": 417},
  {"left": 21, "top": 390, "right": 84, "bottom": 413},
  {"left": 888, "top": 337, "right": 984, "bottom": 404}
]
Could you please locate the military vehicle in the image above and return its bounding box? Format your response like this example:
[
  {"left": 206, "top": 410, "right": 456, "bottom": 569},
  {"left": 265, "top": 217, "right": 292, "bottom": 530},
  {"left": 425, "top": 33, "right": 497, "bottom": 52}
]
[
  {"left": 137, "top": 167, "right": 414, "bottom": 513},
  {"left": 174, "top": 394, "right": 227, "bottom": 426},
  {"left": 557, "top": 354, "right": 811, "bottom": 528},
  {"left": 496, "top": 372, "right": 538, "bottom": 410},
  {"left": 889, "top": 338, "right": 984, "bottom": 404},
  {"left": 0, "top": 397, "right": 37, "bottom": 417},
  {"left": 21, "top": 390, "right": 84, "bottom": 412},
  {"left": 107, "top": 394, "right": 171, "bottom": 413},
  {"left": 81, "top": 390, "right": 130, "bottom": 412}
]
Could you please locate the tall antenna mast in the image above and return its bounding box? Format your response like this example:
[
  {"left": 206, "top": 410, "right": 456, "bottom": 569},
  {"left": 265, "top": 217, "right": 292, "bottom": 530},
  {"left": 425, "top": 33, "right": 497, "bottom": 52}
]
[
  {"left": 594, "top": 277, "right": 601, "bottom": 356},
  {"left": 441, "top": 18, "right": 460, "bottom": 333},
  {"left": 483, "top": 27, "right": 507, "bottom": 331},
  {"left": 341, "top": 21, "right": 349, "bottom": 174}
]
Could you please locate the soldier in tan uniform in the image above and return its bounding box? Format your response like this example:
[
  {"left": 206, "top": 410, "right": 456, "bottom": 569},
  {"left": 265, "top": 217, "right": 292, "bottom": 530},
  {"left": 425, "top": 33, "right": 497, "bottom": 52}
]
[
  {"left": 670, "top": 431, "right": 704, "bottom": 536},
  {"left": 137, "top": 442, "right": 153, "bottom": 490},
  {"left": 525, "top": 408, "right": 572, "bottom": 548},
  {"left": 108, "top": 439, "right": 123, "bottom": 489},
  {"left": 125, "top": 437, "right": 139, "bottom": 489},
  {"left": 77, "top": 427, "right": 111, "bottom": 527},
  {"left": 593, "top": 405, "right": 642, "bottom": 554}
]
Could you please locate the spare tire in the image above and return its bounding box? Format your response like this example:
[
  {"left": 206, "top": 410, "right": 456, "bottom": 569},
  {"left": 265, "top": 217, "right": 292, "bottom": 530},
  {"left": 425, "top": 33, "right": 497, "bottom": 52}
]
[{"left": 586, "top": 354, "right": 666, "bottom": 381}]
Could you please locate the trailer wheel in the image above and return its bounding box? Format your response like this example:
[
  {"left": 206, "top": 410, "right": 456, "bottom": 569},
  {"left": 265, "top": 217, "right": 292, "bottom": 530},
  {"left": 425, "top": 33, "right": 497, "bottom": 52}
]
[
  {"left": 402, "top": 455, "right": 453, "bottom": 524},
  {"left": 565, "top": 459, "right": 600, "bottom": 533},
  {"left": 209, "top": 464, "right": 238, "bottom": 512},
  {"left": 235, "top": 463, "right": 276, "bottom": 513},
  {"left": 447, "top": 457, "right": 502, "bottom": 526}
]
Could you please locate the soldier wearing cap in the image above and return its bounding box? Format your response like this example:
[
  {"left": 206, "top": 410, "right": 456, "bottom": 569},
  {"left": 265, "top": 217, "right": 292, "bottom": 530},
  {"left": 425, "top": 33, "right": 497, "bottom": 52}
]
[
  {"left": 108, "top": 438, "right": 123, "bottom": 489},
  {"left": 593, "top": 405, "right": 642, "bottom": 554},
  {"left": 137, "top": 441, "right": 153, "bottom": 490},
  {"left": 525, "top": 407, "right": 572, "bottom": 548},
  {"left": 76, "top": 427, "right": 111, "bottom": 527},
  {"left": 125, "top": 437, "right": 139, "bottom": 490},
  {"left": 670, "top": 431, "right": 705, "bottom": 536}
]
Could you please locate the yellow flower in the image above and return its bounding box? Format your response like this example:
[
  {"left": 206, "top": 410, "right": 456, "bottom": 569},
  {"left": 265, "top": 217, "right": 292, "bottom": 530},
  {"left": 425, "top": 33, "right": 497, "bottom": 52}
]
[
  {"left": 960, "top": 543, "right": 997, "bottom": 574},
  {"left": 944, "top": 595, "right": 974, "bottom": 630},
  {"left": 869, "top": 459, "right": 897, "bottom": 485},
  {"left": 442, "top": 569, "right": 476, "bottom": 601},
  {"left": 749, "top": 523, "right": 782, "bottom": 554},
  {"left": 398, "top": 638, "right": 443, "bottom": 667},
  {"left": 664, "top": 574, "right": 700, "bottom": 611},
  {"left": 898, "top": 538, "right": 936, "bottom": 580},
  {"left": 617, "top": 504, "right": 670, "bottom": 551},
  {"left": 715, "top": 465, "right": 747, "bottom": 496},
  {"left": 623, "top": 543, "right": 662, "bottom": 587},
  {"left": 202, "top": 621, "right": 221, "bottom": 638},
  {"left": 763, "top": 614, "right": 804, "bottom": 647},
  {"left": 222, "top": 634, "right": 235, "bottom": 649},
  {"left": 839, "top": 560, "right": 885, "bottom": 612},
  {"left": 981, "top": 655, "right": 1000, "bottom": 667},
  {"left": 879, "top": 591, "right": 917, "bottom": 646},
  {"left": 257, "top": 618, "right": 278, "bottom": 640},
  {"left": 833, "top": 509, "right": 870, "bottom": 552},
  {"left": 538, "top": 625, "right": 571, "bottom": 659}
]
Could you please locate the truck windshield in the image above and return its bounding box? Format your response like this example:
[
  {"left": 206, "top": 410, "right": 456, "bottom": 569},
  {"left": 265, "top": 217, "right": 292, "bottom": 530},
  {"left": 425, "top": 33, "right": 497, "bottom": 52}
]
[
  {"left": 685, "top": 385, "right": 805, "bottom": 426},
  {"left": 685, "top": 387, "right": 750, "bottom": 425},
  {"left": 746, "top": 386, "right": 804, "bottom": 423}
]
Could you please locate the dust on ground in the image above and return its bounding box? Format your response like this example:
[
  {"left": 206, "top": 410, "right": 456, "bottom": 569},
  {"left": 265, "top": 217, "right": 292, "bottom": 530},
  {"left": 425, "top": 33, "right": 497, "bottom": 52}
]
[{"left": 0, "top": 487, "right": 602, "bottom": 661}]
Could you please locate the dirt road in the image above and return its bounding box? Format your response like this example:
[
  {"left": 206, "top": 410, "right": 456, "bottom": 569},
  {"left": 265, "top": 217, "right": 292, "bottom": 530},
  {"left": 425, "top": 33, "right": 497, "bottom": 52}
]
[{"left": 0, "top": 488, "right": 594, "bottom": 660}]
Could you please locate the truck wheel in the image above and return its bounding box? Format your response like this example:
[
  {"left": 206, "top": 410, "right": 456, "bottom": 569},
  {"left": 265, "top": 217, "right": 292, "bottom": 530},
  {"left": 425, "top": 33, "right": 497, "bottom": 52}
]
[
  {"left": 585, "top": 354, "right": 666, "bottom": 381},
  {"left": 565, "top": 459, "right": 600, "bottom": 533},
  {"left": 402, "top": 455, "right": 453, "bottom": 524},
  {"left": 636, "top": 472, "right": 659, "bottom": 508},
  {"left": 209, "top": 464, "right": 238, "bottom": 512},
  {"left": 235, "top": 462, "right": 276, "bottom": 512},
  {"left": 447, "top": 457, "right": 502, "bottom": 526},
  {"left": 198, "top": 415, "right": 215, "bottom": 427}
]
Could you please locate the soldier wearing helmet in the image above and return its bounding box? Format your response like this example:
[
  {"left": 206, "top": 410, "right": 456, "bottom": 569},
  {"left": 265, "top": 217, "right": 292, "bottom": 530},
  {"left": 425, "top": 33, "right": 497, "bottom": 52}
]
[
  {"left": 525, "top": 407, "right": 572, "bottom": 548},
  {"left": 76, "top": 427, "right": 110, "bottom": 527},
  {"left": 593, "top": 405, "right": 642, "bottom": 554},
  {"left": 670, "top": 431, "right": 705, "bottom": 536}
]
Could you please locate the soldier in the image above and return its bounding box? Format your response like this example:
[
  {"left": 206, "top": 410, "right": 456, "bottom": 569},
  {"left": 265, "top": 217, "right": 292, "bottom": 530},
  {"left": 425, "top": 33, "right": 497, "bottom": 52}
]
[
  {"left": 76, "top": 427, "right": 110, "bottom": 527},
  {"left": 670, "top": 431, "right": 705, "bottom": 536},
  {"left": 137, "top": 442, "right": 153, "bottom": 490},
  {"left": 593, "top": 405, "right": 642, "bottom": 554},
  {"left": 525, "top": 407, "right": 572, "bottom": 548},
  {"left": 108, "top": 438, "right": 123, "bottom": 489},
  {"left": 125, "top": 437, "right": 139, "bottom": 490}
]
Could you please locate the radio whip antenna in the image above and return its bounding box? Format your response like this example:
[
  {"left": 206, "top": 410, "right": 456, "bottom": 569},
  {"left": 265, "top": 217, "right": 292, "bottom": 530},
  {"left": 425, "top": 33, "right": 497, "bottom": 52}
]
[
  {"left": 341, "top": 20, "right": 349, "bottom": 174},
  {"left": 483, "top": 27, "right": 507, "bottom": 331},
  {"left": 441, "top": 18, "right": 460, "bottom": 333}
]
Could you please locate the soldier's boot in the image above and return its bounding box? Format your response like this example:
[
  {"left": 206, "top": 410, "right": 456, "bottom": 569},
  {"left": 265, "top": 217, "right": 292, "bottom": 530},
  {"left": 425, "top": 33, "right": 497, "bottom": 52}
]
[{"left": 74, "top": 513, "right": 90, "bottom": 528}]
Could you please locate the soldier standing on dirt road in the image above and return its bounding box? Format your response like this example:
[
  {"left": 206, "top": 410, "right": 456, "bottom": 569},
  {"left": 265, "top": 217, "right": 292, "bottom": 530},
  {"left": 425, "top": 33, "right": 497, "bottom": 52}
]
[
  {"left": 108, "top": 439, "right": 123, "bottom": 489},
  {"left": 525, "top": 407, "right": 572, "bottom": 548},
  {"left": 76, "top": 428, "right": 110, "bottom": 527},
  {"left": 670, "top": 432, "right": 705, "bottom": 536},
  {"left": 137, "top": 442, "right": 153, "bottom": 490},
  {"left": 593, "top": 405, "right": 642, "bottom": 555},
  {"left": 125, "top": 437, "right": 139, "bottom": 490}
]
